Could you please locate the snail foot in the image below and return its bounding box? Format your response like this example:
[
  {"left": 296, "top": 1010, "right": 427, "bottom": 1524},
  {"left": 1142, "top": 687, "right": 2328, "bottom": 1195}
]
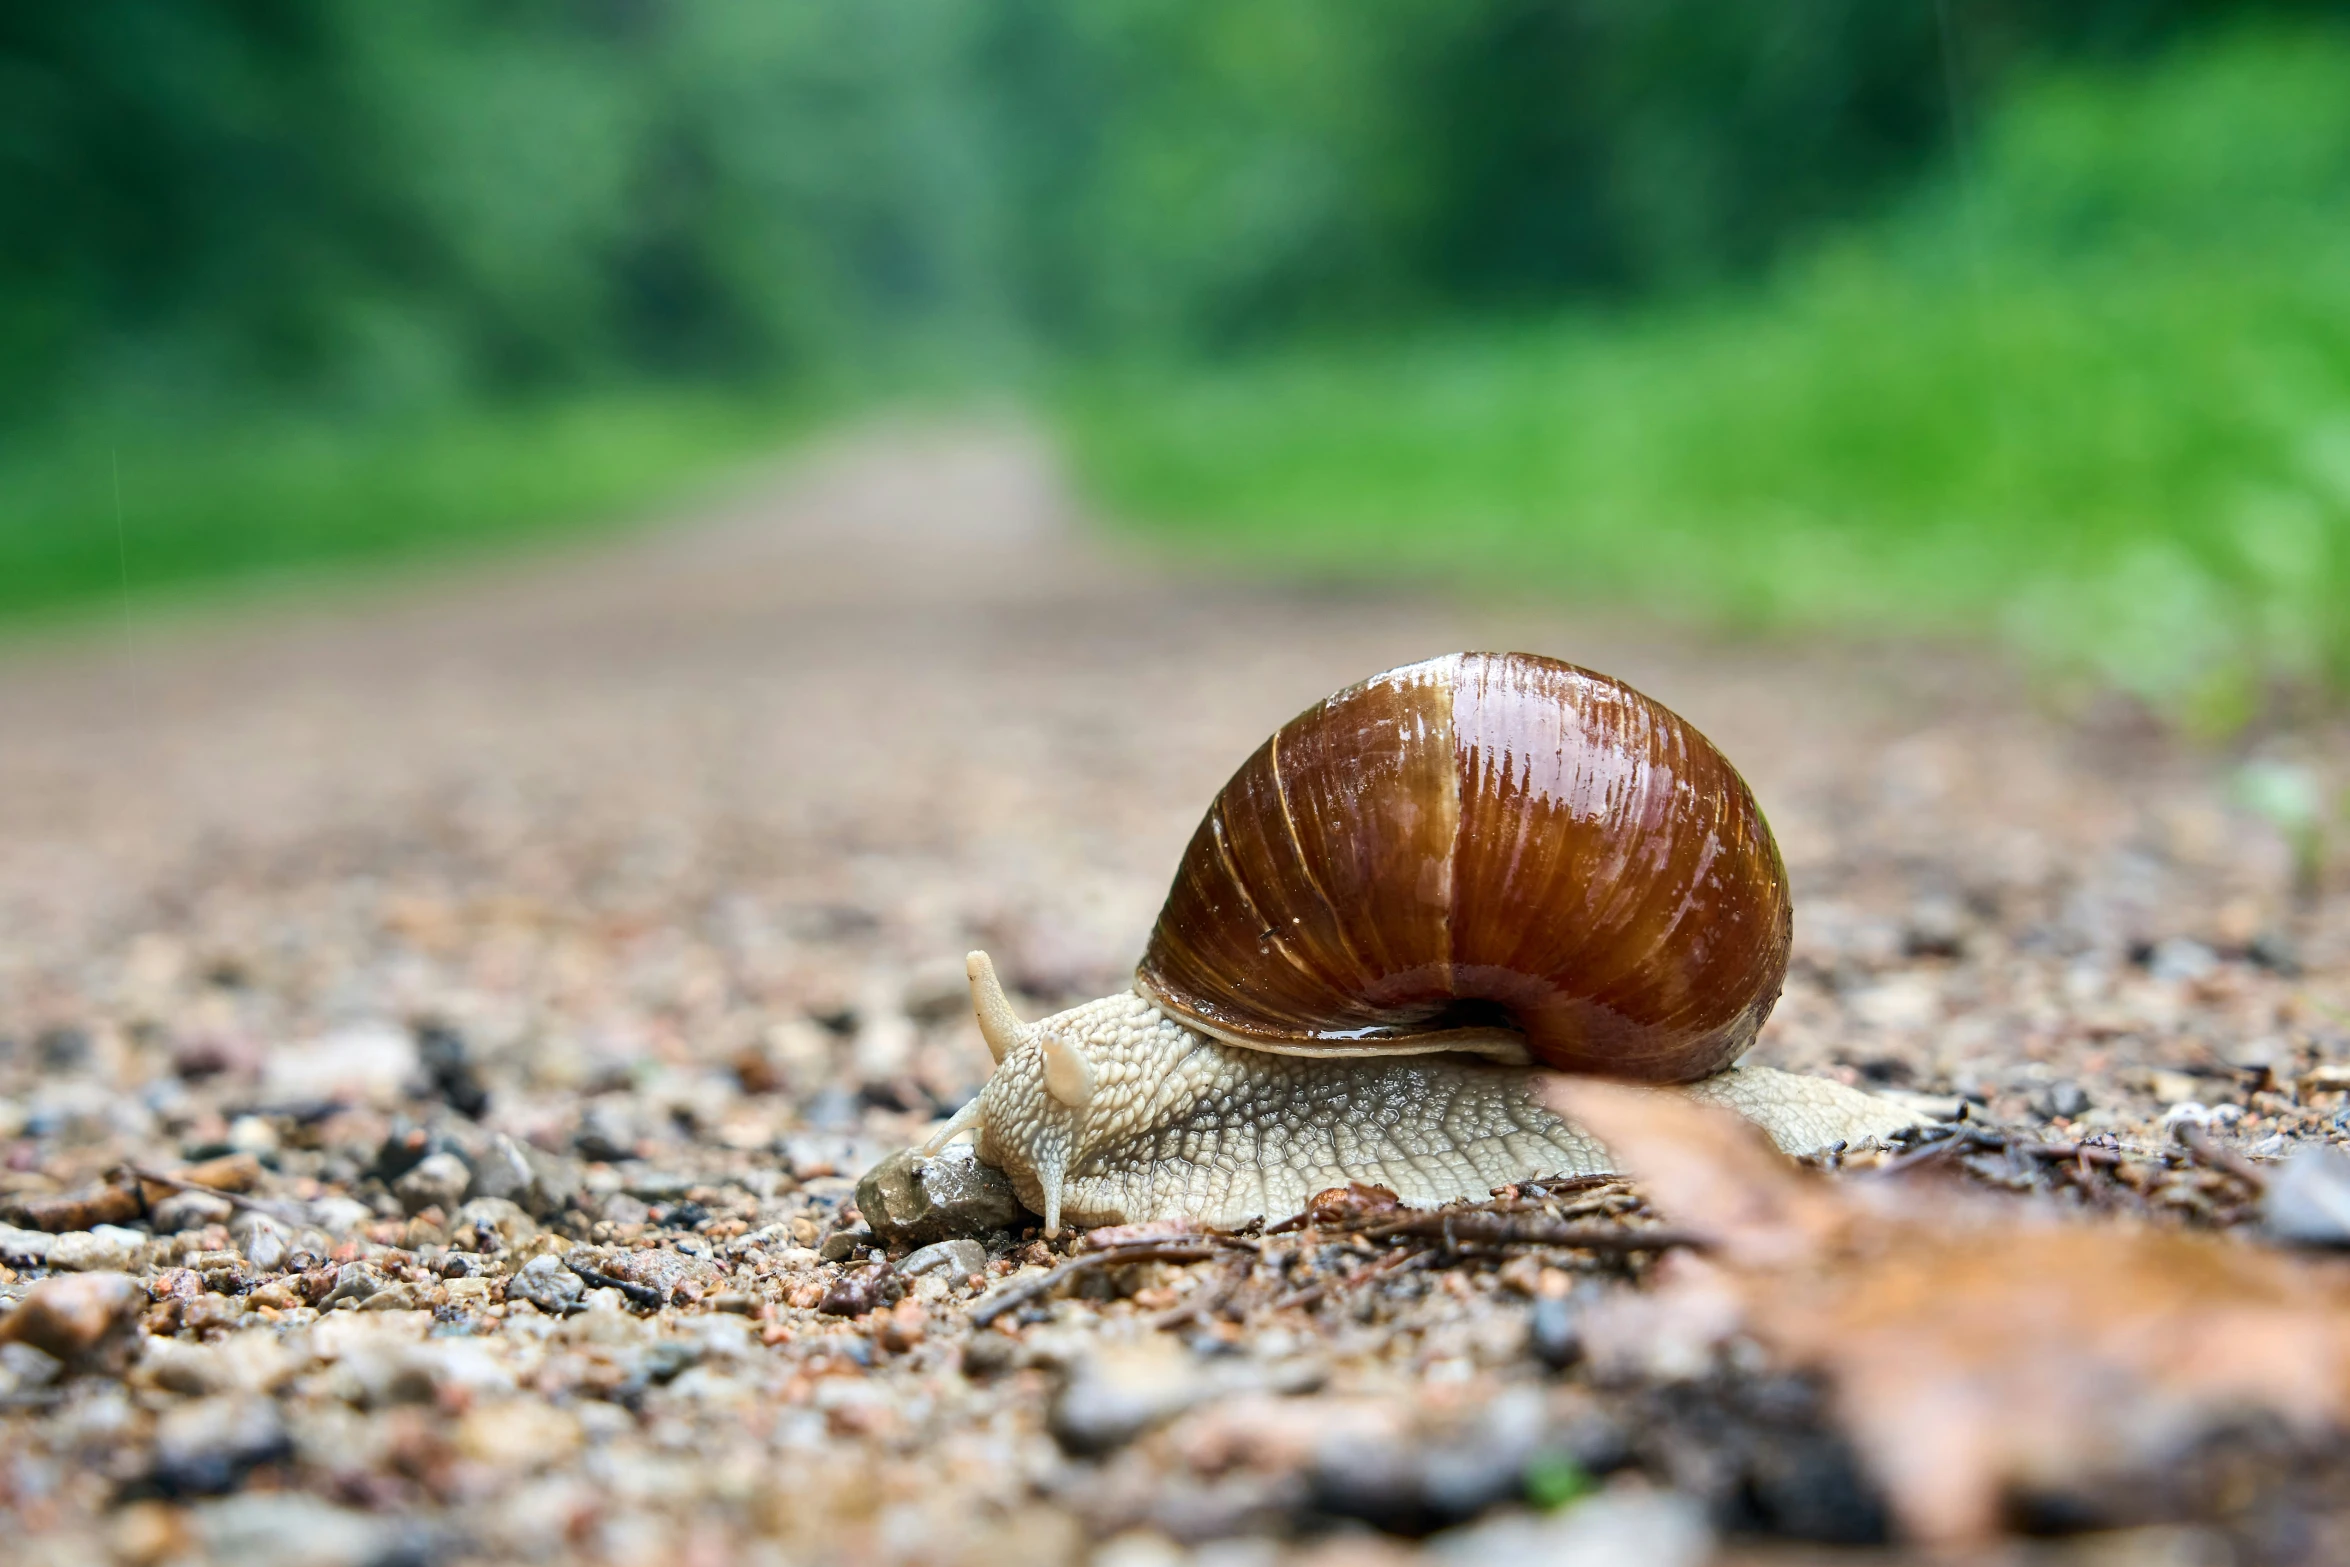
[{"left": 1675, "top": 1065, "right": 1927, "bottom": 1156}]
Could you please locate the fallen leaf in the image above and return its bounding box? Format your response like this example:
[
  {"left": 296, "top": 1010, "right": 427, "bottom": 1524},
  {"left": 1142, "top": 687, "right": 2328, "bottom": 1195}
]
[{"left": 1549, "top": 1079, "right": 2350, "bottom": 1546}]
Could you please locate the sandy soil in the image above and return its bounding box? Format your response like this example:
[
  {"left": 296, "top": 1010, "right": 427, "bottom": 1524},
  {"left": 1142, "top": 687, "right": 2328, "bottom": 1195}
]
[{"left": 2, "top": 421, "right": 2346, "bottom": 1566}]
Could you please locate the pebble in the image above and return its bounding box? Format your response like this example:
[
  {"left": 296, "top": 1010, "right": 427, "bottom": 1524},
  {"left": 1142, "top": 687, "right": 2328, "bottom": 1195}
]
[
  {"left": 393, "top": 1149, "right": 473, "bottom": 1216},
  {"left": 151, "top": 1190, "right": 237, "bottom": 1233},
  {"left": 2148, "top": 937, "right": 2220, "bottom": 984},
  {"left": 820, "top": 1224, "right": 877, "bottom": 1262},
  {"left": 900, "top": 1237, "right": 989, "bottom": 1282},
  {"left": 1430, "top": 1490, "right": 1713, "bottom": 1567},
  {"left": 49, "top": 1224, "right": 147, "bottom": 1271},
  {"left": 1, "top": 1180, "right": 144, "bottom": 1232},
  {"left": 508, "top": 1254, "right": 588, "bottom": 1316},
  {"left": 229, "top": 1211, "right": 291, "bottom": 1272},
  {"left": 596, "top": 1245, "right": 724, "bottom": 1304},
  {"left": 304, "top": 1195, "right": 375, "bottom": 1236},
  {"left": 2039, "top": 1081, "right": 2092, "bottom": 1119},
  {"left": 0, "top": 1271, "right": 144, "bottom": 1365},
  {"left": 318, "top": 1262, "right": 383, "bottom": 1309},
  {"left": 2265, "top": 1147, "right": 2350, "bottom": 1246},
  {"left": 1529, "top": 1295, "right": 1581, "bottom": 1370},
  {"left": 857, "top": 1143, "right": 1029, "bottom": 1245},
  {"left": 0, "top": 1223, "right": 55, "bottom": 1264},
  {"left": 468, "top": 1133, "right": 581, "bottom": 1218},
  {"left": 1312, "top": 1387, "right": 1549, "bottom": 1533},
  {"left": 1050, "top": 1340, "right": 1205, "bottom": 1456},
  {"left": 150, "top": 1396, "right": 291, "bottom": 1496},
  {"left": 192, "top": 1492, "right": 414, "bottom": 1567},
  {"left": 455, "top": 1195, "right": 538, "bottom": 1246}
]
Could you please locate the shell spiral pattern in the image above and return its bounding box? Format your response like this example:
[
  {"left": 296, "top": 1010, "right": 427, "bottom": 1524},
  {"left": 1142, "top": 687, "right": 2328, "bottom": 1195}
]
[{"left": 1135, "top": 651, "right": 1791, "bottom": 1082}]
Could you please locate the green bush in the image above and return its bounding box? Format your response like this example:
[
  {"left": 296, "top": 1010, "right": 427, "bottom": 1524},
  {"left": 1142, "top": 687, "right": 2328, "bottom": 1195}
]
[
  {"left": 0, "top": 394, "right": 804, "bottom": 623},
  {"left": 1065, "top": 26, "right": 2350, "bottom": 724}
]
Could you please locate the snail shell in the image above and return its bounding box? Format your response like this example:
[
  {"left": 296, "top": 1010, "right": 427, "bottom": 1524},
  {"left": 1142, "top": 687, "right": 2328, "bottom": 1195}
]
[{"left": 1138, "top": 651, "right": 1790, "bottom": 1082}]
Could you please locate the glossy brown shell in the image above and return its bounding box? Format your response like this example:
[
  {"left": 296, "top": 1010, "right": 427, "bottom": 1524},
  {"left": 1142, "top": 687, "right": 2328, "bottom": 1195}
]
[{"left": 1136, "top": 652, "right": 1791, "bottom": 1083}]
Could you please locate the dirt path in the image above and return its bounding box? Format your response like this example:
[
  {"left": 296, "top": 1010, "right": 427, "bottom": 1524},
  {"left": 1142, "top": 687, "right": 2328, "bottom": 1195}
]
[{"left": 2, "top": 422, "right": 2345, "bottom": 1565}]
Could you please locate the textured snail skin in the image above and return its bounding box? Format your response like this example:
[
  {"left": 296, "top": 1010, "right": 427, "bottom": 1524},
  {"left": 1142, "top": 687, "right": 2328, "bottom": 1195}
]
[{"left": 956, "top": 991, "right": 1920, "bottom": 1233}]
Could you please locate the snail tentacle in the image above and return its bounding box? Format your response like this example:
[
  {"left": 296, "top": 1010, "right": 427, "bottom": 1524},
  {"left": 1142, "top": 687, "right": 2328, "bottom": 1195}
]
[{"left": 965, "top": 950, "right": 1027, "bottom": 1064}]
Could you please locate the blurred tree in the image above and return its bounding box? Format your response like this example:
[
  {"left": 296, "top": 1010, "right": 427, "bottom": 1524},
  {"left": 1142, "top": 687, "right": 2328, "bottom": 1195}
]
[{"left": 0, "top": 0, "right": 2320, "bottom": 423}]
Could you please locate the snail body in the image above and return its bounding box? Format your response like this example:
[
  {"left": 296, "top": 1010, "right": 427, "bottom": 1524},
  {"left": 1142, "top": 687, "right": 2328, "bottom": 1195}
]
[{"left": 921, "top": 653, "right": 1919, "bottom": 1232}]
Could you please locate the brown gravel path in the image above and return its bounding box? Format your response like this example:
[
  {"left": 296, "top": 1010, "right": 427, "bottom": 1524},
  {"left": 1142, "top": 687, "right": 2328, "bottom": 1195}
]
[{"left": 2, "top": 422, "right": 2347, "bottom": 1566}]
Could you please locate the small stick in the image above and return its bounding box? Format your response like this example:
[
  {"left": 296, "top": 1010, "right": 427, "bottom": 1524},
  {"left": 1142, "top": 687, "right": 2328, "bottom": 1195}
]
[
  {"left": 1881, "top": 1127, "right": 1993, "bottom": 1175},
  {"left": 1355, "top": 1211, "right": 1707, "bottom": 1252},
  {"left": 122, "top": 1164, "right": 306, "bottom": 1227},
  {"left": 1270, "top": 1239, "right": 1434, "bottom": 1313},
  {"left": 565, "top": 1259, "right": 666, "bottom": 1310},
  {"left": 2005, "top": 1139, "right": 2123, "bottom": 1169},
  {"left": 2175, "top": 1125, "right": 2270, "bottom": 1191},
  {"left": 970, "top": 1241, "right": 1223, "bottom": 1328},
  {"left": 1155, "top": 1252, "right": 1256, "bottom": 1330}
]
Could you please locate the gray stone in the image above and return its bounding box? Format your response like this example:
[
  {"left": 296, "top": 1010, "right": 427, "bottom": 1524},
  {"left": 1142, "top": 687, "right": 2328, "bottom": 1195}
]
[
  {"left": 1529, "top": 1294, "right": 1580, "bottom": 1369},
  {"left": 2149, "top": 936, "right": 2219, "bottom": 983},
  {"left": 393, "top": 1150, "right": 472, "bottom": 1216},
  {"left": 229, "top": 1211, "right": 290, "bottom": 1272},
  {"left": 468, "top": 1134, "right": 582, "bottom": 1219},
  {"left": 152, "top": 1189, "right": 236, "bottom": 1233},
  {"left": 151, "top": 1396, "right": 290, "bottom": 1496},
  {"left": 454, "top": 1196, "right": 537, "bottom": 1246},
  {"left": 47, "top": 1225, "right": 144, "bottom": 1271},
  {"left": 0, "top": 1224, "right": 54, "bottom": 1265},
  {"left": 2037, "top": 1080, "right": 2091, "bottom": 1120},
  {"left": 597, "top": 1192, "right": 652, "bottom": 1227},
  {"left": 506, "top": 1254, "right": 586, "bottom": 1316},
  {"left": 1049, "top": 1341, "right": 1202, "bottom": 1456},
  {"left": 318, "top": 1262, "right": 382, "bottom": 1309},
  {"left": 2266, "top": 1146, "right": 2350, "bottom": 1246},
  {"left": 1431, "top": 1492, "right": 1713, "bottom": 1567},
  {"left": 899, "top": 1237, "right": 988, "bottom": 1282},
  {"left": 820, "top": 1225, "right": 876, "bottom": 1263},
  {"left": 303, "top": 1195, "right": 375, "bottom": 1236},
  {"left": 856, "top": 1143, "right": 1029, "bottom": 1246},
  {"left": 193, "top": 1492, "right": 410, "bottom": 1567}
]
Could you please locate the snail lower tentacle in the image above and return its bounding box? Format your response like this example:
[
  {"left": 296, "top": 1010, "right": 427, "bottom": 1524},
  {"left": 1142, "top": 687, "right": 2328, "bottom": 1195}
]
[{"left": 955, "top": 986, "right": 1920, "bottom": 1233}]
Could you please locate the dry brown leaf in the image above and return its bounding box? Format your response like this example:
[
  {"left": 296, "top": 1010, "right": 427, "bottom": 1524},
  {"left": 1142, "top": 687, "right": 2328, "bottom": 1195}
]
[{"left": 1549, "top": 1079, "right": 2350, "bottom": 1546}]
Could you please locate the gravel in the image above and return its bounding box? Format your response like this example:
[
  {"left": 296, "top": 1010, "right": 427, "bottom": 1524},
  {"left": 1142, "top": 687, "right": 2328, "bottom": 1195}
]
[{"left": 0, "top": 423, "right": 2345, "bottom": 1563}]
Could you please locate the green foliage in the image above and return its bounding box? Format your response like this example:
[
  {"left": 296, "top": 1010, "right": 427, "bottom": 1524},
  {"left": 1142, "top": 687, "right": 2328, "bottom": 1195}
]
[
  {"left": 1522, "top": 1451, "right": 1596, "bottom": 1511},
  {"left": 1065, "top": 26, "right": 2350, "bottom": 720},
  {"left": 0, "top": 394, "right": 804, "bottom": 623},
  {"left": 0, "top": 3, "right": 2329, "bottom": 634},
  {"left": 0, "top": 0, "right": 2285, "bottom": 415}
]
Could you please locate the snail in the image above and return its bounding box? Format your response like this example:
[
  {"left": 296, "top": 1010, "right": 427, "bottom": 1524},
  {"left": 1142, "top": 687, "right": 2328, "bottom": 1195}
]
[{"left": 918, "top": 652, "right": 1920, "bottom": 1233}]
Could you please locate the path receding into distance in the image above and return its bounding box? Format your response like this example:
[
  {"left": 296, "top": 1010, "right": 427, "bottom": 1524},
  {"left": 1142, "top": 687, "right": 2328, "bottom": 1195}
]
[{"left": 0, "top": 418, "right": 2330, "bottom": 1110}]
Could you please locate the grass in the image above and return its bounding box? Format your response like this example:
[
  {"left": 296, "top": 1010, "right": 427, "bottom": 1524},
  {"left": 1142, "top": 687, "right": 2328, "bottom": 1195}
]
[
  {"left": 1061, "top": 26, "right": 2350, "bottom": 727},
  {"left": 0, "top": 389, "right": 811, "bottom": 628}
]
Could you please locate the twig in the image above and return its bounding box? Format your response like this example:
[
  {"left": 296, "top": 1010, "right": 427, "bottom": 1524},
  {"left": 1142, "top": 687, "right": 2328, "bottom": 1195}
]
[
  {"left": 122, "top": 1164, "right": 305, "bottom": 1227},
  {"left": 970, "top": 1241, "right": 1223, "bottom": 1328},
  {"left": 2175, "top": 1125, "right": 2270, "bottom": 1192},
  {"left": 1155, "top": 1252, "right": 1256, "bottom": 1330},
  {"left": 1270, "top": 1240, "right": 1434, "bottom": 1312},
  {"left": 1881, "top": 1126, "right": 1994, "bottom": 1175},
  {"left": 1355, "top": 1211, "right": 1707, "bottom": 1252},
  {"left": 565, "top": 1259, "right": 666, "bottom": 1310},
  {"left": 2005, "top": 1138, "right": 2123, "bottom": 1169}
]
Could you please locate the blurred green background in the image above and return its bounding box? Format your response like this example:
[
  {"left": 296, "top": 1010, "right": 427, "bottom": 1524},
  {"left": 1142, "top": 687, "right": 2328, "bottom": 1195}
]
[{"left": 5, "top": 1, "right": 2346, "bottom": 722}]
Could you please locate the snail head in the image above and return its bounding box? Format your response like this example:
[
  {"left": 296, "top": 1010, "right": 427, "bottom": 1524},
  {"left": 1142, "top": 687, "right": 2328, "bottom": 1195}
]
[{"left": 923, "top": 950, "right": 1108, "bottom": 1235}]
